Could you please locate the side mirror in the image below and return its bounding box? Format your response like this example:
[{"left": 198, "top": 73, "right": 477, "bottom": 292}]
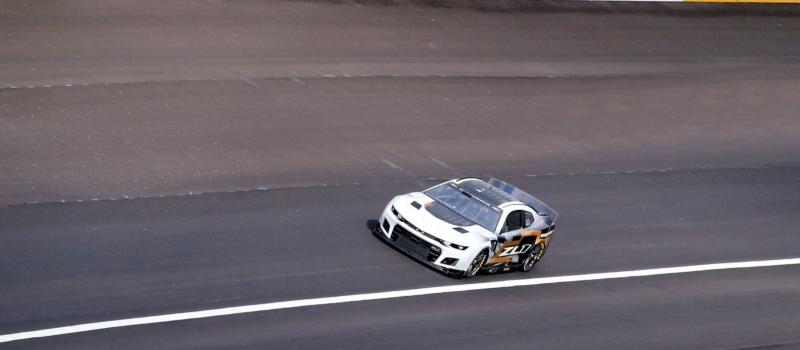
[{"left": 497, "top": 236, "right": 507, "bottom": 243}]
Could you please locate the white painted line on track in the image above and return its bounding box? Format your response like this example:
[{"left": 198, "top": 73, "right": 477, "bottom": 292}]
[
  {"left": 238, "top": 75, "right": 261, "bottom": 90},
  {"left": 1, "top": 257, "right": 799, "bottom": 344},
  {"left": 380, "top": 158, "right": 407, "bottom": 174},
  {"left": 429, "top": 157, "right": 454, "bottom": 170}
]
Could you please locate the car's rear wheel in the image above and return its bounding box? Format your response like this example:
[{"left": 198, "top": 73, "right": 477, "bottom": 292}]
[
  {"left": 463, "top": 249, "right": 488, "bottom": 278},
  {"left": 518, "top": 243, "right": 545, "bottom": 272}
]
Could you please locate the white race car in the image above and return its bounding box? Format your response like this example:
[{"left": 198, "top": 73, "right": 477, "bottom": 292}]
[{"left": 373, "top": 178, "right": 558, "bottom": 278}]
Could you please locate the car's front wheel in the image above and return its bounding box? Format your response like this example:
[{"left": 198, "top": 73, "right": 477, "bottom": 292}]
[{"left": 463, "top": 249, "right": 488, "bottom": 278}]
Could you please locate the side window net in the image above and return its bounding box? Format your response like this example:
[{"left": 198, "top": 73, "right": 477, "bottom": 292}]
[
  {"left": 523, "top": 212, "right": 535, "bottom": 228},
  {"left": 503, "top": 211, "right": 523, "bottom": 232}
]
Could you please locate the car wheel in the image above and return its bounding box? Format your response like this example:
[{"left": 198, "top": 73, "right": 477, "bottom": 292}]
[
  {"left": 518, "top": 243, "right": 545, "bottom": 272},
  {"left": 463, "top": 249, "right": 488, "bottom": 278}
]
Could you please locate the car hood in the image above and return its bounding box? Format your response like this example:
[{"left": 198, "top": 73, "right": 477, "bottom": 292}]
[{"left": 392, "top": 192, "right": 494, "bottom": 246}]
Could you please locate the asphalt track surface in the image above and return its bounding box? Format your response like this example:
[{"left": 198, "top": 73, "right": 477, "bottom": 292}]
[{"left": 1, "top": 1, "right": 800, "bottom": 349}]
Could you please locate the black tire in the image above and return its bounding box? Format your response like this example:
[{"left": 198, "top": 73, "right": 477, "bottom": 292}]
[
  {"left": 463, "top": 249, "right": 489, "bottom": 278},
  {"left": 518, "top": 243, "right": 545, "bottom": 272}
]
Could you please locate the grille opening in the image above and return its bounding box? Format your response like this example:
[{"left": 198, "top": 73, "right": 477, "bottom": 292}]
[
  {"left": 441, "top": 257, "right": 459, "bottom": 266},
  {"left": 392, "top": 224, "right": 442, "bottom": 262}
]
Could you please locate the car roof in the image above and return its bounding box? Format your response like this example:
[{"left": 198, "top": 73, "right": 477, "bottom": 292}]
[{"left": 454, "top": 178, "right": 524, "bottom": 208}]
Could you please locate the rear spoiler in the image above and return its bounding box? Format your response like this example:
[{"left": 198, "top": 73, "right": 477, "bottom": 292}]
[{"left": 488, "top": 178, "right": 559, "bottom": 226}]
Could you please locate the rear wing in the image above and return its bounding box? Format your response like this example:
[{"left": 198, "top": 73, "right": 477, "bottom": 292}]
[{"left": 488, "top": 178, "right": 559, "bottom": 226}]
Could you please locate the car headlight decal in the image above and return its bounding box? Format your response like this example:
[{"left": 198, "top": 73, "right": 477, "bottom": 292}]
[{"left": 449, "top": 243, "right": 468, "bottom": 250}]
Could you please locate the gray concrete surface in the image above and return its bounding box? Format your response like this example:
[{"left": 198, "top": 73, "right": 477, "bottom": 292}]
[
  {"left": 2, "top": 0, "right": 799, "bottom": 205},
  {"left": 1, "top": 1, "right": 799, "bottom": 349},
  {"left": 2, "top": 167, "right": 799, "bottom": 348}
]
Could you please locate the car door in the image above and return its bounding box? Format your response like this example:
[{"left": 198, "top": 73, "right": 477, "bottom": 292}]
[{"left": 489, "top": 210, "right": 531, "bottom": 265}]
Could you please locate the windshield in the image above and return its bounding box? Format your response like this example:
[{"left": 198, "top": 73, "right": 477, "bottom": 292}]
[{"left": 424, "top": 182, "right": 502, "bottom": 232}]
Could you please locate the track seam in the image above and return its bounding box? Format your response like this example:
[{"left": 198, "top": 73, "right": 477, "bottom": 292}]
[
  {"left": 6, "top": 162, "right": 798, "bottom": 208},
  {"left": 0, "top": 71, "right": 723, "bottom": 91}
]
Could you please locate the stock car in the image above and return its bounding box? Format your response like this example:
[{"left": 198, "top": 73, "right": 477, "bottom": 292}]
[{"left": 372, "top": 178, "right": 558, "bottom": 278}]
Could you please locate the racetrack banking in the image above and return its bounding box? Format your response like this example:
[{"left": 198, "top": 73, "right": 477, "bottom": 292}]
[{"left": 2, "top": 257, "right": 799, "bottom": 344}]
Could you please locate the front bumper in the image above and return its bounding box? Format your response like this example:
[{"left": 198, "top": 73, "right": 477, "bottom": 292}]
[{"left": 375, "top": 203, "right": 472, "bottom": 276}]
